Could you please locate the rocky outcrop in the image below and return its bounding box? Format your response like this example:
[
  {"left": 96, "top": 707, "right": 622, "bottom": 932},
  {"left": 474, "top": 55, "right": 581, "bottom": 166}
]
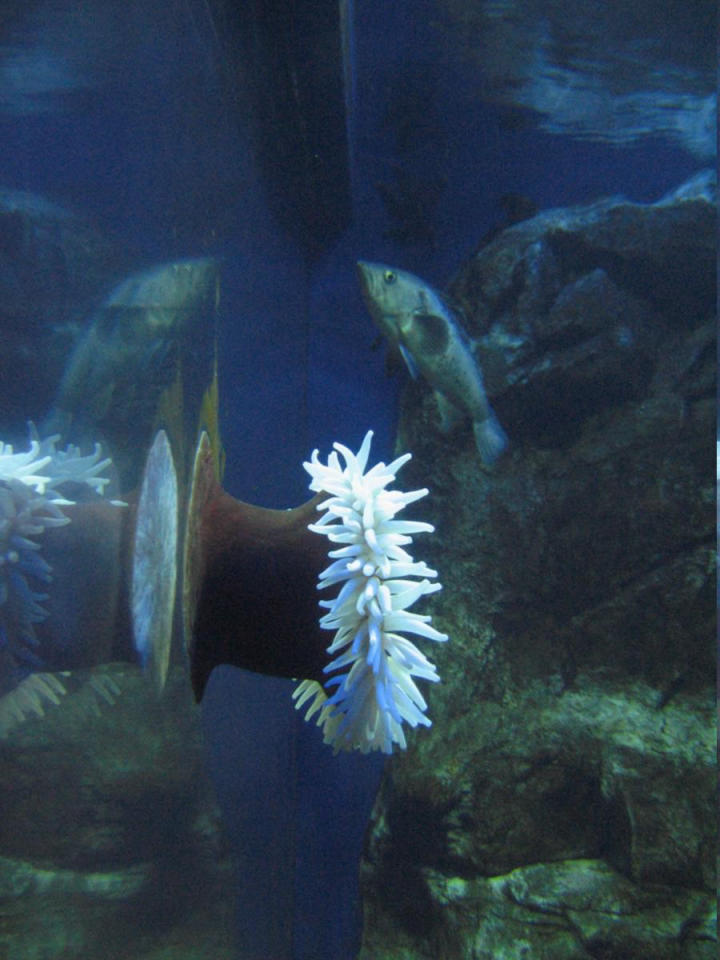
[
  {"left": 0, "top": 665, "right": 235, "bottom": 960},
  {"left": 359, "top": 172, "right": 716, "bottom": 959}
]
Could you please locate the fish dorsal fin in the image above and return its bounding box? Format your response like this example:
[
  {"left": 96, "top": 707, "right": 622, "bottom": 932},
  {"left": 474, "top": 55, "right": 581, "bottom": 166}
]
[
  {"left": 438, "top": 290, "right": 473, "bottom": 340},
  {"left": 437, "top": 288, "right": 462, "bottom": 316}
]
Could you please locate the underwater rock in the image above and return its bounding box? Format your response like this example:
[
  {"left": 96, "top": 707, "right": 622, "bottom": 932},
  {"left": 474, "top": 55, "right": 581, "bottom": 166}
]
[
  {"left": 365, "top": 857, "right": 715, "bottom": 960},
  {"left": 0, "top": 664, "right": 234, "bottom": 959},
  {"left": 359, "top": 173, "right": 715, "bottom": 959},
  {"left": 449, "top": 169, "right": 716, "bottom": 447}
]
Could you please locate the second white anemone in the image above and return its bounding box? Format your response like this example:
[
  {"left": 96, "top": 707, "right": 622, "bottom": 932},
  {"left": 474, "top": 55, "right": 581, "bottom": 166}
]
[{"left": 293, "top": 430, "right": 447, "bottom": 754}]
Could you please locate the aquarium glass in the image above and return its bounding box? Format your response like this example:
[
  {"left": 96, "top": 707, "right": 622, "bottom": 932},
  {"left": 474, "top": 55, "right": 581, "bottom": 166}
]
[{"left": 0, "top": 2, "right": 715, "bottom": 959}]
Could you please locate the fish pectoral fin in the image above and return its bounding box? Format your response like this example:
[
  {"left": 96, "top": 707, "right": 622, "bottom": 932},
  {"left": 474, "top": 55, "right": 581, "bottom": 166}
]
[
  {"left": 434, "top": 392, "right": 463, "bottom": 433},
  {"left": 399, "top": 344, "right": 420, "bottom": 379},
  {"left": 473, "top": 409, "right": 509, "bottom": 466}
]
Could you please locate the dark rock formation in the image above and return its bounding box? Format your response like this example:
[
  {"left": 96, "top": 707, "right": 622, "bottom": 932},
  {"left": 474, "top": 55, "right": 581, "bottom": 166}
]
[
  {"left": 0, "top": 665, "right": 235, "bottom": 959},
  {"left": 359, "top": 172, "right": 716, "bottom": 959}
]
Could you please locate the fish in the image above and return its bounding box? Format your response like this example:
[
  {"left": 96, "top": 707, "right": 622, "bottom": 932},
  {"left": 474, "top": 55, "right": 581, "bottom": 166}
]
[
  {"left": 49, "top": 258, "right": 219, "bottom": 427},
  {"left": 356, "top": 260, "right": 508, "bottom": 465},
  {"left": 43, "top": 257, "right": 219, "bottom": 486}
]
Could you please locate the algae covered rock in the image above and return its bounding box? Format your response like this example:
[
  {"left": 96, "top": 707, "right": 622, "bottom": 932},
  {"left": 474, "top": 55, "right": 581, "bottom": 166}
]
[
  {"left": 0, "top": 665, "right": 234, "bottom": 960},
  {"left": 359, "top": 173, "right": 716, "bottom": 960}
]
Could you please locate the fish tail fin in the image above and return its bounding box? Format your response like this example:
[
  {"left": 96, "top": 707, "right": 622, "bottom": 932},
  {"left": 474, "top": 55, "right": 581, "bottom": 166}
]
[{"left": 473, "top": 410, "right": 508, "bottom": 465}]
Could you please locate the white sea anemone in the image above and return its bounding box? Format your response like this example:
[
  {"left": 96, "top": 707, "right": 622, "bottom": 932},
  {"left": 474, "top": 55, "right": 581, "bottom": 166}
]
[
  {"left": 293, "top": 430, "right": 447, "bottom": 754},
  {"left": 0, "top": 430, "right": 112, "bottom": 501},
  {"left": 0, "top": 429, "right": 113, "bottom": 674}
]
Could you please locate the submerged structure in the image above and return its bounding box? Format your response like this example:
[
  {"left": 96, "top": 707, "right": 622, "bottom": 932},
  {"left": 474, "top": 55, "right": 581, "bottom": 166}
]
[{"left": 0, "top": 415, "right": 447, "bottom": 755}]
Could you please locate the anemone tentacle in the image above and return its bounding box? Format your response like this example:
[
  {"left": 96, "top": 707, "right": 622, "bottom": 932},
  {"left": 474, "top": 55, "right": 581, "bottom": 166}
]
[
  {"left": 293, "top": 430, "right": 447, "bottom": 754},
  {"left": 0, "top": 429, "right": 114, "bottom": 673}
]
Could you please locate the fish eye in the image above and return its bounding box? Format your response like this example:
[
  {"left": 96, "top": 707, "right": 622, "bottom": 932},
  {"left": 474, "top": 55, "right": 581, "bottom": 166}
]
[{"left": 383, "top": 270, "right": 396, "bottom": 285}]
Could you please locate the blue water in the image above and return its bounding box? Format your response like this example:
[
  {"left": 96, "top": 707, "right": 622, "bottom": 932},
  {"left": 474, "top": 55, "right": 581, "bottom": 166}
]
[{"left": 0, "top": 0, "right": 710, "bottom": 957}]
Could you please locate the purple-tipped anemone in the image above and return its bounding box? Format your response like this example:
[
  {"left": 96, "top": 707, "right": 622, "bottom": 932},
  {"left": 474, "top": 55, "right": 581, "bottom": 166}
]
[
  {"left": 0, "top": 476, "right": 67, "bottom": 665},
  {"left": 0, "top": 430, "right": 115, "bottom": 727}
]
